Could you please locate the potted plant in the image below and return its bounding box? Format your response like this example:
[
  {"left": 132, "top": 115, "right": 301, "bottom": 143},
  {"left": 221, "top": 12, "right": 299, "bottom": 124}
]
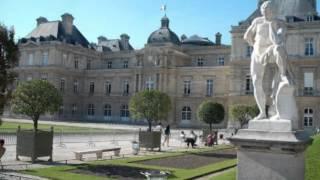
[
  {"left": 129, "top": 90, "right": 171, "bottom": 151},
  {"left": 197, "top": 101, "right": 225, "bottom": 145},
  {"left": 11, "top": 80, "right": 62, "bottom": 162}
]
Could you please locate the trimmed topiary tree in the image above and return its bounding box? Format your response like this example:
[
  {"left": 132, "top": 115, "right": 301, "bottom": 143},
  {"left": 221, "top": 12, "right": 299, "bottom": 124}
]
[
  {"left": 197, "top": 101, "right": 225, "bottom": 132},
  {"left": 129, "top": 90, "right": 171, "bottom": 132},
  {"left": 230, "top": 104, "right": 259, "bottom": 133},
  {"left": 0, "top": 24, "right": 19, "bottom": 125},
  {"left": 12, "top": 80, "right": 62, "bottom": 130}
]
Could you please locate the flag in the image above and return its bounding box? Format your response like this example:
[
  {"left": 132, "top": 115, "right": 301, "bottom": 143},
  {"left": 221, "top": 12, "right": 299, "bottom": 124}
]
[{"left": 160, "top": 5, "right": 166, "bottom": 12}]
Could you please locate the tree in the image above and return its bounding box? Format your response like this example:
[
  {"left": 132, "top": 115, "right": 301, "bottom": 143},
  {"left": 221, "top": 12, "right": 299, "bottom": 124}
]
[
  {"left": 197, "top": 101, "right": 225, "bottom": 132},
  {"left": 0, "top": 24, "right": 19, "bottom": 125},
  {"left": 230, "top": 104, "right": 259, "bottom": 133},
  {"left": 11, "top": 80, "right": 62, "bottom": 131},
  {"left": 129, "top": 90, "right": 171, "bottom": 132}
]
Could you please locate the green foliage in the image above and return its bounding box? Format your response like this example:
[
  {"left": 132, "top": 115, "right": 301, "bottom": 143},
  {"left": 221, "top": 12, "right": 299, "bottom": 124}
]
[
  {"left": 11, "top": 80, "right": 62, "bottom": 130},
  {"left": 197, "top": 101, "right": 225, "bottom": 131},
  {"left": 229, "top": 104, "right": 259, "bottom": 130},
  {"left": 0, "top": 24, "right": 19, "bottom": 125},
  {"left": 306, "top": 135, "right": 320, "bottom": 180},
  {"left": 129, "top": 90, "right": 171, "bottom": 131}
]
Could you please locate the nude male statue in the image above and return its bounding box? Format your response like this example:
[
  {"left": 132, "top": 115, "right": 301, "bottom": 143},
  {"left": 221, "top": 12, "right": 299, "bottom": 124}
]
[{"left": 244, "top": 1, "right": 290, "bottom": 120}]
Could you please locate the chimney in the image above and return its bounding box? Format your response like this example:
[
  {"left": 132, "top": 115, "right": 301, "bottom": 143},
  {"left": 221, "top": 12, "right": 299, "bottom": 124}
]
[
  {"left": 97, "top": 36, "right": 107, "bottom": 44},
  {"left": 61, "top": 13, "right": 74, "bottom": 35},
  {"left": 36, "top": 17, "right": 48, "bottom": 26},
  {"left": 181, "top": 34, "right": 187, "bottom": 41},
  {"left": 120, "top": 34, "right": 130, "bottom": 50},
  {"left": 215, "top": 32, "right": 222, "bottom": 45}
]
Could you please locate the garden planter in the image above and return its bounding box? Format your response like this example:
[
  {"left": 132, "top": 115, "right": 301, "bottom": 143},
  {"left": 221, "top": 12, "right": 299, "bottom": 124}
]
[
  {"left": 16, "top": 126, "right": 53, "bottom": 163},
  {"left": 139, "top": 131, "right": 161, "bottom": 151}
]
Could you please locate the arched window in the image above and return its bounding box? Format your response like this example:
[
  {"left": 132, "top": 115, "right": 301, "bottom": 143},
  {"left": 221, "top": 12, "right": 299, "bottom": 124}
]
[
  {"left": 182, "top": 106, "right": 192, "bottom": 121},
  {"left": 304, "top": 108, "right": 313, "bottom": 127},
  {"left": 88, "top": 104, "right": 95, "bottom": 116},
  {"left": 104, "top": 104, "right": 111, "bottom": 117},
  {"left": 120, "top": 104, "right": 129, "bottom": 117}
]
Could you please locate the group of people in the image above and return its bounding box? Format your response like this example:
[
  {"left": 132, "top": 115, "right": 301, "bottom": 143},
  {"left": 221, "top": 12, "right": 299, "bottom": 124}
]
[{"left": 180, "top": 130, "right": 198, "bottom": 148}]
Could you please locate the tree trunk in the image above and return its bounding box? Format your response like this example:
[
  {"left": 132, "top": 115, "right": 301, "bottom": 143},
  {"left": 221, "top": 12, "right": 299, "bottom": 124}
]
[
  {"left": 148, "top": 120, "right": 152, "bottom": 132},
  {"left": 33, "top": 115, "right": 39, "bottom": 131},
  {"left": 209, "top": 123, "right": 212, "bottom": 133}
]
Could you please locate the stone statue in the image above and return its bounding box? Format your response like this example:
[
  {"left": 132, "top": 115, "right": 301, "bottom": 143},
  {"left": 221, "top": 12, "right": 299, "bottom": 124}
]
[{"left": 244, "top": 1, "right": 298, "bottom": 126}]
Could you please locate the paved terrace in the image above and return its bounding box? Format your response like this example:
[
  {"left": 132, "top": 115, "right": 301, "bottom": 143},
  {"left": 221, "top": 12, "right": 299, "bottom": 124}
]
[{"left": 0, "top": 118, "right": 232, "bottom": 179}]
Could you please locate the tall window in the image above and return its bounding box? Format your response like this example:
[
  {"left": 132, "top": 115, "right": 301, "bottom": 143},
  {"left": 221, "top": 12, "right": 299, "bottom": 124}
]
[
  {"left": 59, "top": 105, "right": 64, "bottom": 116},
  {"left": 197, "top": 57, "right": 204, "bottom": 66},
  {"left": 74, "top": 59, "right": 79, "bottom": 69},
  {"left": 123, "top": 80, "right": 129, "bottom": 96},
  {"left": 145, "top": 77, "right": 154, "bottom": 90},
  {"left": 104, "top": 104, "right": 112, "bottom": 117},
  {"left": 206, "top": 79, "right": 214, "bottom": 96},
  {"left": 245, "top": 75, "right": 253, "bottom": 95},
  {"left": 71, "top": 104, "right": 77, "bottom": 116},
  {"left": 182, "top": 106, "right": 192, "bottom": 121},
  {"left": 87, "top": 104, "right": 95, "bottom": 116},
  {"left": 246, "top": 46, "right": 253, "bottom": 57},
  {"left": 73, "top": 80, "right": 79, "bottom": 94},
  {"left": 217, "top": 57, "right": 224, "bottom": 66},
  {"left": 86, "top": 59, "right": 91, "bottom": 70},
  {"left": 89, "top": 82, "right": 95, "bottom": 94},
  {"left": 304, "top": 108, "right": 313, "bottom": 127},
  {"left": 184, "top": 81, "right": 191, "bottom": 96},
  {"left": 41, "top": 73, "right": 48, "bottom": 81},
  {"left": 305, "top": 38, "right": 314, "bottom": 56},
  {"left": 107, "top": 61, "right": 112, "bottom": 69},
  {"left": 304, "top": 72, "right": 314, "bottom": 96},
  {"left": 42, "top": 52, "right": 48, "bottom": 66},
  {"left": 105, "top": 81, "right": 111, "bottom": 95},
  {"left": 123, "top": 61, "right": 128, "bottom": 69},
  {"left": 28, "top": 53, "right": 34, "bottom": 65},
  {"left": 120, "top": 104, "right": 129, "bottom": 117},
  {"left": 135, "top": 74, "right": 140, "bottom": 92},
  {"left": 60, "top": 79, "right": 65, "bottom": 92}
]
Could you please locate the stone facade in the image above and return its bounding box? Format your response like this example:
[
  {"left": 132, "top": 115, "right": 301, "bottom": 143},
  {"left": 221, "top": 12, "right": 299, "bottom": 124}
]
[{"left": 10, "top": 0, "right": 320, "bottom": 130}]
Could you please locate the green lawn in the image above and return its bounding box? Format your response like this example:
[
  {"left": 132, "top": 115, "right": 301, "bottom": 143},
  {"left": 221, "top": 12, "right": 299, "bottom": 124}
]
[
  {"left": 23, "top": 146, "right": 237, "bottom": 180},
  {"left": 213, "top": 134, "right": 320, "bottom": 180},
  {"left": 0, "top": 121, "right": 130, "bottom": 134},
  {"left": 20, "top": 135, "right": 320, "bottom": 180}
]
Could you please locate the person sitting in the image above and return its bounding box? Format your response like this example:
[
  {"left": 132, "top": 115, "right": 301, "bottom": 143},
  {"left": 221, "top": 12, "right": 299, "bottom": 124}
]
[
  {"left": 185, "top": 131, "right": 197, "bottom": 148},
  {"left": 0, "top": 139, "right": 6, "bottom": 166}
]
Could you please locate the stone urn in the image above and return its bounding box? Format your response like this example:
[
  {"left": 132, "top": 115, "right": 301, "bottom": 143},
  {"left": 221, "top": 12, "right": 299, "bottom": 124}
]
[{"left": 16, "top": 126, "right": 53, "bottom": 163}]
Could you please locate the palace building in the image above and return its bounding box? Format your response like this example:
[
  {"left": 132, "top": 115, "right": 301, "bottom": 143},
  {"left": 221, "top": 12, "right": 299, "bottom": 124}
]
[{"left": 11, "top": 0, "right": 320, "bottom": 131}]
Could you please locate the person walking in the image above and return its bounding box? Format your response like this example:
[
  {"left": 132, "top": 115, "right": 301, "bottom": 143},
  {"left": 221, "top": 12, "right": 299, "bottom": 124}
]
[
  {"left": 0, "top": 139, "right": 6, "bottom": 167},
  {"left": 162, "top": 125, "right": 171, "bottom": 147}
]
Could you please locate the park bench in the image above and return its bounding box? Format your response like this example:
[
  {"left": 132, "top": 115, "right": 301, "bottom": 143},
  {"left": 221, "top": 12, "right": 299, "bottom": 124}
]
[{"left": 74, "top": 147, "right": 120, "bottom": 161}]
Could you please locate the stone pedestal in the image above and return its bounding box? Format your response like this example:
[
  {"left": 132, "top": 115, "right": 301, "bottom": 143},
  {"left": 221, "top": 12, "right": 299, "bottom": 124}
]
[{"left": 229, "top": 125, "right": 312, "bottom": 180}]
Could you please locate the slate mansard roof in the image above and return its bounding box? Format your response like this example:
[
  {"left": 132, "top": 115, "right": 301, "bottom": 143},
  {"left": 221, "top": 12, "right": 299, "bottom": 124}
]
[{"left": 20, "top": 16, "right": 90, "bottom": 48}]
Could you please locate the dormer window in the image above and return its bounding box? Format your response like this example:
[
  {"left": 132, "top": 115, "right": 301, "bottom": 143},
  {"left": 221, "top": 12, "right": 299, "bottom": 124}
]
[
  {"left": 123, "top": 61, "right": 128, "bottom": 69},
  {"left": 197, "top": 57, "right": 204, "bottom": 66},
  {"left": 306, "top": 15, "right": 314, "bottom": 22}
]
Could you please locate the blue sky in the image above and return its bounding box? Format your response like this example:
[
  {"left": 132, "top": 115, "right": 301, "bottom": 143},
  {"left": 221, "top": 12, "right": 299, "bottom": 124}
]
[{"left": 1, "top": 0, "right": 319, "bottom": 48}]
